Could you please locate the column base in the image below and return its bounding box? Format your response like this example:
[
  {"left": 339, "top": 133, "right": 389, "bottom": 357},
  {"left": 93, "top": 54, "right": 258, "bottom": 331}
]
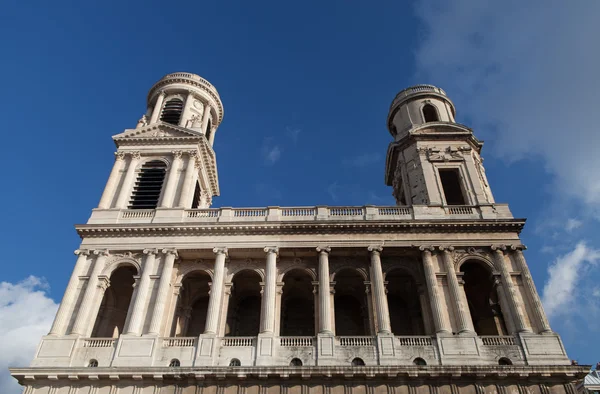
[
  {"left": 195, "top": 334, "right": 218, "bottom": 366},
  {"left": 316, "top": 333, "right": 336, "bottom": 365},
  {"left": 255, "top": 333, "right": 276, "bottom": 366},
  {"left": 376, "top": 333, "right": 397, "bottom": 365}
]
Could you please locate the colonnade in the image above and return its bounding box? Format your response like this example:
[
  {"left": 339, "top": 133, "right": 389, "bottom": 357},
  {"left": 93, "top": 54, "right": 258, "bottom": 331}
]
[{"left": 49, "top": 244, "right": 552, "bottom": 340}]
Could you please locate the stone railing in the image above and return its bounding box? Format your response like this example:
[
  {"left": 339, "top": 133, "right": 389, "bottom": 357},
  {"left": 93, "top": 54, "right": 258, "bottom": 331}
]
[
  {"left": 390, "top": 85, "right": 447, "bottom": 109},
  {"left": 279, "top": 337, "right": 315, "bottom": 347},
  {"left": 480, "top": 336, "right": 517, "bottom": 346},
  {"left": 89, "top": 204, "right": 513, "bottom": 225},
  {"left": 82, "top": 338, "right": 116, "bottom": 348},
  {"left": 396, "top": 336, "right": 433, "bottom": 346},
  {"left": 221, "top": 337, "right": 256, "bottom": 347},
  {"left": 163, "top": 337, "right": 196, "bottom": 347},
  {"left": 339, "top": 336, "right": 375, "bottom": 347}
]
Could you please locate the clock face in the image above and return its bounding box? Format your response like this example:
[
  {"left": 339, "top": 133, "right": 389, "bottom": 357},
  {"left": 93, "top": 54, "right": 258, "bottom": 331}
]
[{"left": 193, "top": 100, "right": 202, "bottom": 109}]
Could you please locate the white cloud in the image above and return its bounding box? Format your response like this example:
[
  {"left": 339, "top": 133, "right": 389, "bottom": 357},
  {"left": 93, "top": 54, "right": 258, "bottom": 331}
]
[
  {"left": 343, "top": 153, "right": 382, "bottom": 168},
  {"left": 261, "top": 138, "right": 282, "bottom": 165},
  {"left": 565, "top": 218, "right": 583, "bottom": 233},
  {"left": 414, "top": 0, "right": 600, "bottom": 207},
  {"left": 286, "top": 126, "right": 301, "bottom": 144},
  {"left": 327, "top": 182, "right": 340, "bottom": 202},
  {"left": 0, "top": 277, "right": 58, "bottom": 394},
  {"left": 541, "top": 242, "right": 600, "bottom": 318}
]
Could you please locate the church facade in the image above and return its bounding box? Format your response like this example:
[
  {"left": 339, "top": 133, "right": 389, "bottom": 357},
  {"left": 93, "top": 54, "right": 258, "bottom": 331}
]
[{"left": 11, "top": 73, "right": 587, "bottom": 394}]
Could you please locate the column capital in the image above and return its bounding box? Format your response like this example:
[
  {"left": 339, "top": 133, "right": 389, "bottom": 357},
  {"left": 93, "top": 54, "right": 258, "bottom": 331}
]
[
  {"left": 187, "top": 150, "right": 198, "bottom": 158},
  {"left": 143, "top": 248, "right": 159, "bottom": 256},
  {"left": 491, "top": 244, "right": 507, "bottom": 254},
  {"left": 162, "top": 248, "right": 179, "bottom": 258},
  {"left": 316, "top": 246, "right": 331, "bottom": 254},
  {"left": 158, "top": 90, "right": 167, "bottom": 97},
  {"left": 97, "top": 276, "right": 110, "bottom": 291},
  {"left": 419, "top": 245, "right": 435, "bottom": 253},
  {"left": 171, "top": 150, "right": 183, "bottom": 160},
  {"left": 74, "top": 249, "right": 90, "bottom": 256},
  {"left": 93, "top": 249, "right": 110, "bottom": 257},
  {"left": 264, "top": 246, "right": 279, "bottom": 256},
  {"left": 368, "top": 245, "right": 383, "bottom": 254},
  {"left": 438, "top": 245, "right": 455, "bottom": 252},
  {"left": 114, "top": 151, "right": 126, "bottom": 161},
  {"left": 213, "top": 247, "right": 229, "bottom": 257},
  {"left": 128, "top": 151, "right": 141, "bottom": 160},
  {"left": 509, "top": 244, "right": 527, "bottom": 251}
]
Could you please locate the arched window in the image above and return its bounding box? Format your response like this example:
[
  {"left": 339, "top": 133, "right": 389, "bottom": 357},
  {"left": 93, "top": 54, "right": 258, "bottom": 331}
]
[
  {"left": 169, "top": 359, "right": 181, "bottom": 367},
  {"left": 386, "top": 269, "right": 426, "bottom": 336},
  {"left": 461, "top": 261, "right": 508, "bottom": 335},
  {"left": 206, "top": 119, "right": 212, "bottom": 142},
  {"left": 88, "top": 359, "right": 98, "bottom": 368},
  {"left": 413, "top": 357, "right": 427, "bottom": 366},
  {"left": 422, "top": 104, "right": 439, "bottom": 122},
  {"left": 91, "top": 265, "right": 137, "bottom": 338},
  {"left": 225, "top": 270, "right": 262, "bottom": 336},
  {"left": 498, "top": 357, "right": 512, "bottom": 366},
  {"left": 334, "top": 269, "right": 369, "bottom": 336},
  {"left": 351, "top": 358, "right": 365, "bottom": 367},
  {"left": 161, "top": 98, "right": 184, "bottom": 125},
  {"left": 229, "top": 358, "right": 241, "bottom": 367},
  {"left": 129, "top": 160, "right": 167, "bottom": 209},
  {"left": 171, "top": 271, "right": 211, "bottom": 337},
  {"left": 290, "top": 358, "right": 303, "bottom": 366},
  {"left": 191, "top": 182, "right": 202, "bottom": 209},
  {"left": 281, "top": 270, "right": 315, "bottom": 336}
]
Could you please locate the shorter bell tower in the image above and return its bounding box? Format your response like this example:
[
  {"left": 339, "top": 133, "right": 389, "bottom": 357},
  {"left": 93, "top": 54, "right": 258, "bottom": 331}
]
[
  {"left": 385, "top": 85, "right": 495, "bottom": 208},
  {"left": 95, "top": 72, "right": 224, "bottom": 213}
]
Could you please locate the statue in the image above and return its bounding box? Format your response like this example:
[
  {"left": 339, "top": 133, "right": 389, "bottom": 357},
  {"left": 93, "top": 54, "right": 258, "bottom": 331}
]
[{"left": 136, "top": 114, "right": 148, "bottom": 129}]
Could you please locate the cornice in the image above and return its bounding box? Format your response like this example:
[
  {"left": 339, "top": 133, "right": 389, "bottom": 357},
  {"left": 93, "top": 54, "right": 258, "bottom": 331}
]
[{"left": 75, "top": 219, "right": 526, "bottom": 238}]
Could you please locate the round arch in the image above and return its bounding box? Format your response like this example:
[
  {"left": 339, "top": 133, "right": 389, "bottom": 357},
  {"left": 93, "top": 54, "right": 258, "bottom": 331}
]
[
  {"left": 135, "top": 157, "right": 170, "bottom": 171},
  {"left": 455, "top": 254, "right": 496, "bottom": 273},
  {"left": 330, "top": 266, "right": 369, "bottom": 282},
  {"left": 101, "top": 258, "right": 140, "bottom": 277},
  {"left": 278, "top": 264, "right": 316, "bottom": 282}
]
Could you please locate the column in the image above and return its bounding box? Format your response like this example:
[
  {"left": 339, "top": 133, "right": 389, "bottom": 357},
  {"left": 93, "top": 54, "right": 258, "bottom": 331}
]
[
  {"left": 125, "top": 249, "right": 158, "bottom": 335},
  {"left": 115, "top": 152, "right": 141, "bottom": 209},
  {"left": 150, "top": 90, "right": 166, "bottom": 124},
  {"left": 49, "top": 249, "right": 90, "bottom": 335},
  {"left": 317, "top": 247, "right": 333, "bottom": 334},
  {"left": 177, "top": 151, "right": 198, "bottom": 208},
  {"left": 439, "top": 246, "right": 475, "bottom": 335},
  {"left": 260, "top": 247, "right": 278, "bottom": 334},
  {"left": 98, "top": 152, "right": 126, "bottom": 209},
  {"left": 71, "top": 250, "right": 109, "bottom": 336},
  {"left": 368, "top": 245, "right": 391, "bottom": 334},
  {"left": 159, "top": 151, "right": 183, "bottom": 208},
  {"left": 147, "top": 249, "right": 178, "bottom": 335},
  {"left": 208, "top": 127, "right": 217, "bottom": 146},
  {"left": 420, "top": 246, "right": 451, "bottom": 335},
  {"left": 204, "top": 247, "right": 228, "bottom": 334},
  {"left": 179, "top": 91, "right": 195, "bottom": 127},
  {"left": 201, "top": 103, "right": 212, "bottom": 134},
  {"left": 510, "top": 245, "right": 552, "bottom": 333},
  {"left": 491, "top": 245, "right": 531, "bottom": 333}
]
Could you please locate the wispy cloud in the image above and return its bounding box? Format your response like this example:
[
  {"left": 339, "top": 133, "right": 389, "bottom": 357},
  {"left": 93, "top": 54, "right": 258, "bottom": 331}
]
[
  {"left": 343, "top": 153, "right": 382, "bottom": 168},
  {"left": 565, "top": 218, "right": 583, "bottom": 233},
  {"left": 286, "top": 126, "right": 301, "bottom": 144},
  {"left": 261, "top": 138, "right": 282, "bottom": 165},
  {"left": 327, "top": 182, "right": 340, "bottom": 202}
]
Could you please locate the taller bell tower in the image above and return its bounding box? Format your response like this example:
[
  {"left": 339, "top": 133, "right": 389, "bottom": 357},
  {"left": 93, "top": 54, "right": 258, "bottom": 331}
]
[
  {"left": 95, "top": 72, "right": 224, "bottom": 214},
  {"left": 385, "top": 85, "right": 495, "bottom": 209}
]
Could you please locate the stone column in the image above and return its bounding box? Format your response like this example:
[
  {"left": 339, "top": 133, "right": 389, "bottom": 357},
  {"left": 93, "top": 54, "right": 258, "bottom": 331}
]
[
  {"left": 150, "top": 90, "right": 166, "bottom": 124},
  {"left": 98, "top": 152, "right": 126, "bottom": 209},
  {"left": 439, "top": 246, "right": 475, "bottom": 335},
  {"left": 420, "top": 246, "right": 451, "bottom": 335},
  {"left": 317, "top": 247, "right": 333, "bottom": 334},
  {"left": 204, "top": 247, "right": 228, "bottom": 334},
  {"left": 510, "top": 245, "right": 552, "bottom": 333},
  {"left": 159, "top": 151, "right": 183, "bottom": 208},
  {"left": 368, "top": 245, "right": 391, "bottom": 334},
  {"left": 147, "top": 249, "right": 178, "bottom": 335},
  {"left": 125, "top": 249, "right": 158, "bottom": 335},
  {"left": 491, "top": 245, "right": 531, "bottom": 333},
  {"left": 71, "top": 250, "right": 109, "bottom": 336},
  {"left": 209, "top": 127, "right": 217, "bottom": 146},
  {"left": 49, "top": 249, "right": 90, "bottom": 335},
  {"left": 177, "top": 151, "right": 198, "bottom": 208},
  {"left": 260, "top": 247, "right": 278, "bottom": 334},
  {"left": 201, "top": 104, "right": 212, "bottom": 135},
  {"left": 180, "top": 91, "right": 195, "bottom": 127},
  {"left": 115, "top": 152, "right": 141, "bottom": 209}
]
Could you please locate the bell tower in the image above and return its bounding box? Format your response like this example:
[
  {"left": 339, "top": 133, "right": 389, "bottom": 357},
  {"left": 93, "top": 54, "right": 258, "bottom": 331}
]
[
  {"left": 96, "top": 72, "right": 224, "bottom": 213},
  {"left": 385, "top": 85, "right": 495, "bottom": 209}
]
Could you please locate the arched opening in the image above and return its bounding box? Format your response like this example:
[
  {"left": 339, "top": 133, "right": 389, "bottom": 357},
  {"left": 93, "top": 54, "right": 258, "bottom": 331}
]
[
  {"left": 461, "top": 260, "right": 508, "bottom": 336},
  {"left": 160, "top": 98, "right": 184, "bottom": 125},
  {"left": 413, "top": 357, "right": 427, "bottom": 366},
  {"left": 386, "top": 269, "right": 425, "bottom": 336},
  {"left": 290, "top": 358, "right": 303, "bottom": 366},
  {"left": 281, "top": 269, "right": 315, "bottom": 336},
  {"left": 206, "top": 118, "right": 212, "bottom": 141},
  {"left": 91, "top": 265, "right": 137, "bottom": 338},
  {"left": 225, "top": 270, "right": 262, "bottom": 336},
  {"left": 498, "top": 357, "right": 512, "bottom": 366},
  {"left": 169, "top": 359, "right": 181, "bottom": 367},
  {"left": 334, "top": 269, "right": 369, "bottom": 336},
  {"left": 173, "top": 271, "right": 211, "bottom": 337},
  {"left": 88, "top": 359, "right": 98, "bottom": 368},
  {"left": 229, "top": 358, "right": 241, "bottom": 367},
  {"left": 422, "top": 104, "right": 439, "bottom": 122},
  {"left": 191, "top": 182, "right": 202, "bottom": 209},
  {"left": 351, "top": 358, "right": 365, "bottom": 366},
  {"left": 129, "top": 160, "right": 167, "bottom": 209}
]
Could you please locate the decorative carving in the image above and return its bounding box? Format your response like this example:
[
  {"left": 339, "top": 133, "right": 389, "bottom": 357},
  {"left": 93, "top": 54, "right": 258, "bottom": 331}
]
[
  {"left": 190, "top": 114, "right": 203, "bottom": 128},
  {"left": 143, "top": 248, "right": 158, "bottom": 256},
  {"left": 425, "top": 146, "right": 465, "bottom": 162},
  {"left": 264, "top": 246, "right": 279, "bottom": 256},
  {"left": 368, "top": 245, "right": 384, "bottom": 254},
  {"left": 74, "top": 249, "right": 90, "bottom": 256},
  {"left": 162, "top": 248, "right": 179, "bottom": 258},
  {"left": 97, "top": 276, "right": 110, "bottom": 291},
  {"left": 316, "top": 246, "right": 331, "bottom": 254},
  {"left": 418, "top": 245, "right": 435, "bottom": 253},
  {"left": 128, "top": 151, "right": 141, "bottom": 160},
  {"left": 93, "top": 249, "right": 110, "bottom": 257},
  {"left": 114, "top": 152, "right": 126, "bottom": 161},
  {"left": 213, "top": 247, "right": 228, "bottom": 257},
  {"left": 473, "top": 153, "right": 489, "bottom": 187},
  {"left": 151, "top": 130, "right": 166, "bottom": 137},
  {"left": 171, "top": 150, "right": 183, "bottom": 160},
  {"left": 136, "top": 115, "right": 148, "bottom": 129},
  {"left": 491, "top": 244, "right": 507, "bottom": 253}
]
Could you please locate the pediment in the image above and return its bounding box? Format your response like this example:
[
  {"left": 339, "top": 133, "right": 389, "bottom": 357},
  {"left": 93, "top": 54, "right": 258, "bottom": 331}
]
[{"left": 113, "top": 123, "right": 203, "bottom": 141}]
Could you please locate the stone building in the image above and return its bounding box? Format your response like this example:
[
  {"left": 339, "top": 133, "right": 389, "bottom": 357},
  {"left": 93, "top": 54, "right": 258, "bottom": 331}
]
[{"left": 10, "top": 73, "right": 588, "bottom": 394}]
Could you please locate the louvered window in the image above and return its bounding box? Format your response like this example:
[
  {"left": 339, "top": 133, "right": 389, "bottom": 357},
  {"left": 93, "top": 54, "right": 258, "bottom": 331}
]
[
  {"left": 160, "top": 98, "right": 184, "bottom": 125},
  {"left": 129, "top": 160, "right": 167, "bottom": 209}
]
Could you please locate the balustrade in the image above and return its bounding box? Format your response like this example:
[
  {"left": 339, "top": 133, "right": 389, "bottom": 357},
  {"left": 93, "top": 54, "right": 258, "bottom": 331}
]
[
  {"left": 480, "top": 336, "right": 516, "bottom": 346},
  {"left": 221, "top": 337, "right": 256, "bottom": 347},
  {"left": 163, "top": 337, "right": 196, "bottom": 347},
  {"left": 446, "top": 206, "right": 475, "bottom": 215},
  {"left": 378, "top": 207, "right": 410, "bottom": 216},
  {"left": 233, "top": 208, "right": 267, "bottom": 217},
  {"left": 279, "top": 337, "right": 314, "bottom": 347},
  {"left": 281, "top": 208, "right": 315, "bottom": 217},
  {"left": 396, "top": 336, "right": 433, "bottom": 346},
  {"left": 339, "top": 336, "right": 374, "bottom": 347},
  {"left": 187, "top": 209, "right": 219, "bottom": 218},
  {"left": 82, "top": 338, "right": 115, "bottom": 348},
  {"left": 121, "top": 209, "right": 155, "bottom": 219},
  {"left": 329, "top": 207, "right": 364, "bottom": 216}
]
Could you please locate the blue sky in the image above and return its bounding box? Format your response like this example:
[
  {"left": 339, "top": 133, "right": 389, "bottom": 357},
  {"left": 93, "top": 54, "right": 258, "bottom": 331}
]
[{"left": 1, "top": 0, "right": 599, "bottom": 391}]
